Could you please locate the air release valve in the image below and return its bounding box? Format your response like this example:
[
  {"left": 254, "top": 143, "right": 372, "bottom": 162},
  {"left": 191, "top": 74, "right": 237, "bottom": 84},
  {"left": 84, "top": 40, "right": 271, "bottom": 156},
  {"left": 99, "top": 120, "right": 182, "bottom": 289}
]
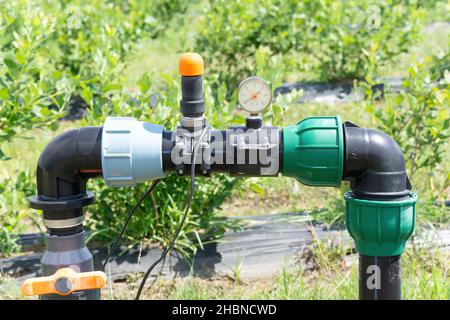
[{"left": 179, "top": 52, "right": 205, "bottom": 119}]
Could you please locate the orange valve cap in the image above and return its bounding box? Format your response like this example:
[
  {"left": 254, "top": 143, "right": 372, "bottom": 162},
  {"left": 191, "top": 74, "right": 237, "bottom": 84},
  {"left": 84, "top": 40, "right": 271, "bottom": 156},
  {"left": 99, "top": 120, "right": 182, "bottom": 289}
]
[{"left": 179, "top": 52, "right": 204, "bottom": 76}]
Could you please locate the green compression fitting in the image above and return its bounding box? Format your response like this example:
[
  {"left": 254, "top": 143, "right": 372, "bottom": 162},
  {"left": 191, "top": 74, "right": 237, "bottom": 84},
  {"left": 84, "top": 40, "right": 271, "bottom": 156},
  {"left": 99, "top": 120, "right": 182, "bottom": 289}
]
[{"left": 282, "top": 116, "right": 344, "bottom": 187}]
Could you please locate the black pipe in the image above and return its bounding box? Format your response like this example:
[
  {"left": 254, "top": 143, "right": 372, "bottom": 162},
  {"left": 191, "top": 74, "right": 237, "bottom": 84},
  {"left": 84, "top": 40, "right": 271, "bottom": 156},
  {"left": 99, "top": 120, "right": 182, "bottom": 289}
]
[
  {"left": 343, "top": 122, "right": 411, "bottom": 200},
  {"left": 359, "top": 255, "right": 401, "bottom": 300},
  {"left": 29, "top": 126, "right": 102, "bottom": 234},
  {"left": 36, "top": 126, "right": 102, "bottom": 197},
  {"left": 162, "top": 127, "right": 282, "bottom": 177},
  {"left": 180, "top": 75, "right": 205, "bottom": 118}
]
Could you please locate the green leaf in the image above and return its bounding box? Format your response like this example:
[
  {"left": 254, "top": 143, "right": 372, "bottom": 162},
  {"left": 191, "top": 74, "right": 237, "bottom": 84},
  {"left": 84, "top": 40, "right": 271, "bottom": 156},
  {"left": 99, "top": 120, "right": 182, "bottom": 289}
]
[
  {"left": 0, "top": 148, "right": 11, "bottom": 161},
  {"left": 0, "top": 88, "right": 9, "bottom": 100}
]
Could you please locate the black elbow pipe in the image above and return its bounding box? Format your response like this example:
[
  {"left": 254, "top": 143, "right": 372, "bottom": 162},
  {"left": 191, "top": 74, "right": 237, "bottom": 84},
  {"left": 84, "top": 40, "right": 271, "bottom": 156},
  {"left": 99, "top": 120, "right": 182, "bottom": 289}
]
[
  {"left": 29, "top": 126, "right": 102, "bottom": 234},
  {"left": 343, "top": 122, "right": 412, "bottom": 200},
  {"left": 36, "top": 126, "right": 103, "bottom": 198}
]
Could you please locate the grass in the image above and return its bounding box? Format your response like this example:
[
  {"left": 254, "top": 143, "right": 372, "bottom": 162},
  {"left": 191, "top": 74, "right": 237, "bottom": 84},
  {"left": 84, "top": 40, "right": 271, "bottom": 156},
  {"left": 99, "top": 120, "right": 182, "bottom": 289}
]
[
  {"left": 117, "top": 241, "right": 450, "bottom": 300},
  {"left": 4, "top": 237, "right": 446, "bottom": 300},
  {"left": 123, "top": 29, "right": 185, "bottom": 89}
]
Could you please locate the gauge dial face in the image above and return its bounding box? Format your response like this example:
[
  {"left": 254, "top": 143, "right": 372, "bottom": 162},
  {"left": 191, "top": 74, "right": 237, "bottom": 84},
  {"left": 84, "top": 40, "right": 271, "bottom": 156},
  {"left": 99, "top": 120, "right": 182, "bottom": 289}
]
[{"left": 238, "top": 76, "right": 272, "bottom": 114}]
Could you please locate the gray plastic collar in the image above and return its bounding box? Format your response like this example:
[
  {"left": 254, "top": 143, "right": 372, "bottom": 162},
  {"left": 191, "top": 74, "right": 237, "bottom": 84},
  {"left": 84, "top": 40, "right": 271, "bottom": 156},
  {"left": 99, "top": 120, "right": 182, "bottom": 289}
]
[
  {"left": 44, "top": 216, "right": 84, "bottom": 229},
  {"left": 101, "top": 117, "right": 165, "bottom": 187}
]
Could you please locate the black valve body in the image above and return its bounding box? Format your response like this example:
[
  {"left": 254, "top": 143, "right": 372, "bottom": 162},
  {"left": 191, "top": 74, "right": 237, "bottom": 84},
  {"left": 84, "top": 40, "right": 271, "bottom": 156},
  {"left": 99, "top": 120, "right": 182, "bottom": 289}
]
[{"left": 180, "top": 75, "right": 205, "bottom": 118}]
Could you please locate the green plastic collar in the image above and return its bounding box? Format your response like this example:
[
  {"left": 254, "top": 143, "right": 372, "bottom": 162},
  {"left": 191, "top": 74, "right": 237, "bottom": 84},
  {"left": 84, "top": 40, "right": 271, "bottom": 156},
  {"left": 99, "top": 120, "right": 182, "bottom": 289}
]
[
  {"left": 345, "top": 192, "right": 418, "bottom": 256},
  {"left": 282, "top": 116, "right": 344, "bottom": 186}
]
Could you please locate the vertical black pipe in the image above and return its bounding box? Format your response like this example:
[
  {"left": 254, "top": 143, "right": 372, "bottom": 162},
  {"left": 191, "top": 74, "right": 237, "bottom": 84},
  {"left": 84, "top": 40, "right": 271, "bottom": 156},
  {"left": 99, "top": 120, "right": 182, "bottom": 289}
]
[{"left": 359, "top": 254, "right": 401, "bottom": 300}]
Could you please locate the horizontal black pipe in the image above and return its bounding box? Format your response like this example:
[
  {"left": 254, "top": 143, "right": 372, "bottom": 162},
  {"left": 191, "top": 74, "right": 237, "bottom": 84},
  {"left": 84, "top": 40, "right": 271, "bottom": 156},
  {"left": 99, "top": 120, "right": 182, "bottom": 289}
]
[{"left": 162, "top": 127, "right": 283, "bottom": 177}]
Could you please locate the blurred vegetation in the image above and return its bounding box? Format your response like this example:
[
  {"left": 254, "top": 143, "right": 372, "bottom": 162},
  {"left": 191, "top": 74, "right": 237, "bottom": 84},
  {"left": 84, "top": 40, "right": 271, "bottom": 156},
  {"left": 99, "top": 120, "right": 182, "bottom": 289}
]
[
  {"left": 363, "top": 56, "right": 449, "bottom": 179},
  {"left": 196, "top": 0, "right": 436, "bottom": 90},
  {"left": 0, "top": 0, "right": 188, "bottom": 159}
]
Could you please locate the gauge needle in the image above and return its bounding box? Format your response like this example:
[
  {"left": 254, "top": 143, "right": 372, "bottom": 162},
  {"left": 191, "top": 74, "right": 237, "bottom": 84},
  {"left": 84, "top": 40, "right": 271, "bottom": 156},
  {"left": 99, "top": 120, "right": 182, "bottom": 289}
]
[
  {"left": 243, "top": 90, "right": 261, "bottom": 104},
  {"left": 243, "top": 97, "right": 254, "bottom": 104}
]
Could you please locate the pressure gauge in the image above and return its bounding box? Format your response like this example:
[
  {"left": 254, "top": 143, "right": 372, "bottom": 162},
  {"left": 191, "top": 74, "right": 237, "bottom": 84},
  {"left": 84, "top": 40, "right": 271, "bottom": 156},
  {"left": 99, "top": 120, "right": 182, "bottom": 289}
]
[{"left": 237, "top": 76, "right": 272, "bottom": 114}]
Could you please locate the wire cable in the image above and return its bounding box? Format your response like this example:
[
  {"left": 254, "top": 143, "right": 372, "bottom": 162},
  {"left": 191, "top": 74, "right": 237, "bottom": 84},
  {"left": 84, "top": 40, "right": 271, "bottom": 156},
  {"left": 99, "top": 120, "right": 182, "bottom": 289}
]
[
  {"left": 134, "top": 125, "right": 209, "bottom": 300},
  {"left": 101, "top": 179, "right": 161, "bottom": 272}
]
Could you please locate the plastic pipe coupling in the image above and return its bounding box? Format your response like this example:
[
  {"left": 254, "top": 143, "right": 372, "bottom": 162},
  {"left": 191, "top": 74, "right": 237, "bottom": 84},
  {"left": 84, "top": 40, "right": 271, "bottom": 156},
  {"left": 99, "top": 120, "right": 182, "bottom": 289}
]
[
  {"left": 101, "top": 117, "right": 165, "bottom": 187},
  {"left": 282, "top": 116, "right": 344, "bottom": 186},
  {"left": 344, "top": 193, "right": 417, "bottom": 256}
]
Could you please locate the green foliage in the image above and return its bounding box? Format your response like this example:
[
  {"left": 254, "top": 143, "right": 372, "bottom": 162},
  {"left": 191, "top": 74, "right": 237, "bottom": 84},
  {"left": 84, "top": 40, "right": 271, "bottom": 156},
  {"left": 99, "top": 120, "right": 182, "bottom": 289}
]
[
  {"left": 0, "top": 1, "right": 71, "bottom": 159},
  {"left": 196, "top": 0, "right": 426, "bottom": 87},
  {"left": 0, "top": 0, "right": 188, "bottom": 159},
  {"left": 430, "top": 51, "right": 450, "bottom": 81},
  {"left": 0, "top": 0, "right": 201, "bottom": 255},
  {"left": 0, "top": 171, "right": 38, "bottom": 255},
  {"left": 1, "top": 0, "right": 301, "bottom": 257},
  {"left": 0, "top": 0, "right": 199, "bottom": 256},
  {"left": 195, "top": 0, "right": 302, "bottom": 88},
  {"left": 38, "top": 0, "right": 188, "bottom": 76},
  {"left": 87, "top": 174, "right": 238, "bottom": 257},
  {"left": 362, "top": 56, "right": 450, "bottom": 178},
  {"left": 305, "top": 0, "right": 425, "bottom": 81}
]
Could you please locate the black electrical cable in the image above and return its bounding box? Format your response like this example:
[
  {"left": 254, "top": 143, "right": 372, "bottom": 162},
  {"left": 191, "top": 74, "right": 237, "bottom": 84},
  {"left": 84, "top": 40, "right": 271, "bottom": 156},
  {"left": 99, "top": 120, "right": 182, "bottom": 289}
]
[
  {"left": 101, "top": 179, "right": 161, "bottom": 272},
  {"left": 134, "top": 126, "right": 209, "bottom": 300}
]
